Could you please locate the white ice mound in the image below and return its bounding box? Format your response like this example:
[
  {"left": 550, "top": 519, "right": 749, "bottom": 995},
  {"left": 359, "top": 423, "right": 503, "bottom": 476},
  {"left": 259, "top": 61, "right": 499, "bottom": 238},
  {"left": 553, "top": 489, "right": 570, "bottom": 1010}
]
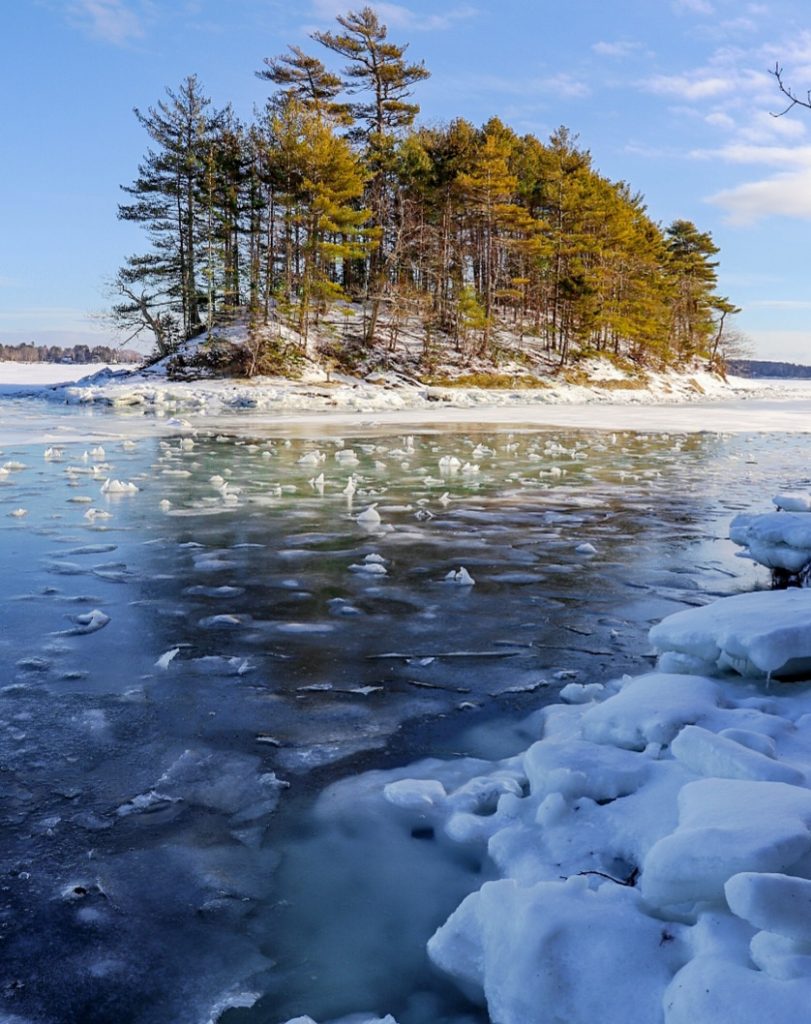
[
  {"left": 640, "top": 779, "right": 811, "bottom": 907},
  {"left": 649, "top": 589, "right": 811, "bottom": 679},
  {"left": 428, "top": 876, "right": 677, "bottom": 1024},
  {"left": 773, "top": 492, "right": 811, "bottom": 512},
  {"left": 665, "top": 955, "right": 811, "bottom": 1024},
  {"left": 730, "top": 511, "right": 811, "bottom": 573},
  {"left": 444, "top": 567, "right": 475, "bottom": 586},
  {"left": 581, "top": 673, "right": 720, "bottom": 750},
  {"left": 725, "top": 871, "right": 811, "bottom": 942},
  {"left": 356, "top": 504, "right": 381, "bottom": 526},
  {"left": 100, "top": 478, "right": 139, "bottom": 494}
]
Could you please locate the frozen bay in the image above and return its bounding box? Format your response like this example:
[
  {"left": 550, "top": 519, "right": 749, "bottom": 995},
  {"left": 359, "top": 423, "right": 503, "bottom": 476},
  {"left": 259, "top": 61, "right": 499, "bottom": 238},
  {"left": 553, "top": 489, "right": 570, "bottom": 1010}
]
[{"left": 1, "top": 395, "right": 811, "bottom": 1023}]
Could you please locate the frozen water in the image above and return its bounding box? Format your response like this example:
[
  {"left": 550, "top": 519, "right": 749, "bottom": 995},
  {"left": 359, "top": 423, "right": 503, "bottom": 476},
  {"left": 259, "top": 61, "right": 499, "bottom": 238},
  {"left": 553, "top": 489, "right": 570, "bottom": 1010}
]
[{"left": 1, "top": 409, "right": 811, "bottom": 1022}]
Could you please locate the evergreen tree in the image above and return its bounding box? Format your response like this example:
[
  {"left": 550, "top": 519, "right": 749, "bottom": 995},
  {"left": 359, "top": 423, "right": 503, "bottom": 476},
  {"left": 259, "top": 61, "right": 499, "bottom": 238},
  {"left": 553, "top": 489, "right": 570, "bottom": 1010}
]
[
  {"left": 118, "top": 76, "right": 222, "bottom": 342},
  {"left": 313, "top": 7, "right": 430, "bottom": 343}
]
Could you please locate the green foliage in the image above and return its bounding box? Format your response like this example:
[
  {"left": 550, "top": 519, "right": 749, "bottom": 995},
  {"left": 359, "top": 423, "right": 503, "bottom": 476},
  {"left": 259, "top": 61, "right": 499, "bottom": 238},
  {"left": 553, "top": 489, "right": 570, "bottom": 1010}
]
[{"left": 111, "top": 7, "right": 735, "bottom": 376}]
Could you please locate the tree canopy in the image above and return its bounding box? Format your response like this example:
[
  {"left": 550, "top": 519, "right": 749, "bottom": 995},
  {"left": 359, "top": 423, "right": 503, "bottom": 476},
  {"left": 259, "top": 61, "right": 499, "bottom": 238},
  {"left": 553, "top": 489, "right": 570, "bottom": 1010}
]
[{"left": 112, "top": 6, "right": 735, "bottom": 376}]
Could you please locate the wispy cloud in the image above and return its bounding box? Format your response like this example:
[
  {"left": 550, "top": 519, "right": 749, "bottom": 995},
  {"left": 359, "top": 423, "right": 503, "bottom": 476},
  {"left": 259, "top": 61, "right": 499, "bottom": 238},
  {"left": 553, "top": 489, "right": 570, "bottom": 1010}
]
[
  {"left": 672, "top": 0, "right": 714, "bottom": 15},
  {"left": 709, "top": 166, "right": 811, "bottom": 223},
  {"left": 310, "top": 0, "right": 477, "bottom": 32},
  {"left": 692, "top": 142, "right": 811, "bottom": 165},
  {"left": 592, "top": 39, "right": 646, "bottom": 59},
  {"left": 65, "top": 0, "right": 146, "bottom": 46},
  {"left": 644, "top": 72, "right": 732, "bottom": 101}
]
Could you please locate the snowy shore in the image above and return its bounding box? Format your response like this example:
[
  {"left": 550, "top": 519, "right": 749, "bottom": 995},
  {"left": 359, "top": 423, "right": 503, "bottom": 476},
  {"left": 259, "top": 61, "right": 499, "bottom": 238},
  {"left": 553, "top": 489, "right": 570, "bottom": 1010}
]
[{"left": 6, "top": 359, "right": 811, "bottom": 440}]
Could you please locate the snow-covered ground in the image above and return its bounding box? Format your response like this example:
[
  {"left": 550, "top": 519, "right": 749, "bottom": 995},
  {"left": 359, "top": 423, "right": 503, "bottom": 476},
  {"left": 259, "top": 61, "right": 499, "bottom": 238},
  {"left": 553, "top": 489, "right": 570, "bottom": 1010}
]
[
  {"left": 6, "top": 356, "right": 811, "bottom": 442},
  {"left": 0, "top": 361, "right": 119, "bottom": 390}
]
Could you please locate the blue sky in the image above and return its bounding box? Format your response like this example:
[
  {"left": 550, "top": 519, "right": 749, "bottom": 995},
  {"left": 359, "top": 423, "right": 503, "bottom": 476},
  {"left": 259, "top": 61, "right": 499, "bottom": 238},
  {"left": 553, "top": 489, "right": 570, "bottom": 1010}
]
[{"left": 3, "top": 0, "right": 811, "bottom": 359}]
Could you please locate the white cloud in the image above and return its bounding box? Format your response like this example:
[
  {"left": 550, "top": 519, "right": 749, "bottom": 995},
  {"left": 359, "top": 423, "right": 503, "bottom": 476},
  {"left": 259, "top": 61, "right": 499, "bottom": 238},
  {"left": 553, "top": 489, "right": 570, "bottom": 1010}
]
[
  {"left": 592, "top": 40, "right": 644, "bottom": 59},
  {"left": 644, "top": 73, "right": 732, "bottom": 101},
  {"left": 705, "top": 111, "right": 735, "bottom": 129},
  {"left": 691, "top": 143, "right": 811, "bottom": 165},
  {"left": 310, "top": 0, "right": 477, "bottom": 31},
  {"left": 672, "top": 0, "right": 714, "bottom": 14},
  {"left": 709, "top": 166, "right": 811, "bottom": 223},
  {"left": 66, "top": 0, "right": 145, "bottom": 45}
]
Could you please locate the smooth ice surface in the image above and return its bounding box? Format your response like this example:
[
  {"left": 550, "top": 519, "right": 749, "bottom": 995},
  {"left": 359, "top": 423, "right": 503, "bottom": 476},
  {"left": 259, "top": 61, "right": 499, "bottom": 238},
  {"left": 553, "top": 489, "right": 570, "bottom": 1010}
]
[{"left": 650, "top": 588, "right": 811, "bottom": 678}]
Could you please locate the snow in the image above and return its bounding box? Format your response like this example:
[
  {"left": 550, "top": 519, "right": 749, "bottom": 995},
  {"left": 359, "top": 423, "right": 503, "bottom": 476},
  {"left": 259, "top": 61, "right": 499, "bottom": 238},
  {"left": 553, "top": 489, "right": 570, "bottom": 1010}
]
[
  {"left": 731, "top": 511, "right": 811, "bottom": 574},
  {"left": 649, "top": 588, "right": 811, "bottom": 678},
  {"left": 0, "top": 361, "right": 120, "bottom": 390},
  {"left": 285, "top": 568, "right": 811, "bottom": 1024}
]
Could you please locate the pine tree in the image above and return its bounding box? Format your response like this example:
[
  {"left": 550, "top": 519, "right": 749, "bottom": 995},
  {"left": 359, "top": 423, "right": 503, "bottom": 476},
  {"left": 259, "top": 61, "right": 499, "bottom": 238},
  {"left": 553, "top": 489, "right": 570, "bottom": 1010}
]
[
  {"left": 118, "top": 76, "right": 222, "bottom": 342},
  {"left": 313, "top": 7, "right": 430, "bottom": 343}
]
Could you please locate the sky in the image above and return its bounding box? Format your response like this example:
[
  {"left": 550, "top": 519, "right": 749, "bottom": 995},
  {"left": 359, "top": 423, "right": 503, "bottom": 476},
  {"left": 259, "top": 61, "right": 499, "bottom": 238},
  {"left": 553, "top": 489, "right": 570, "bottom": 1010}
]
[{"left": 3, "top": 0, "right": 811, "bottom": 360}]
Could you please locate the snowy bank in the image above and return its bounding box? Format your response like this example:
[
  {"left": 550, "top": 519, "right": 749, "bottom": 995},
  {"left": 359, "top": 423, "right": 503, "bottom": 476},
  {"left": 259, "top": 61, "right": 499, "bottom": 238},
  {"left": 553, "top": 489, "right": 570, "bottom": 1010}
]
[
  {"left": 26, "top": 357, "right": 784, "bottom": 419},
  {"left": 284, "top": 575, "right": 811, "bottom": 1024}
]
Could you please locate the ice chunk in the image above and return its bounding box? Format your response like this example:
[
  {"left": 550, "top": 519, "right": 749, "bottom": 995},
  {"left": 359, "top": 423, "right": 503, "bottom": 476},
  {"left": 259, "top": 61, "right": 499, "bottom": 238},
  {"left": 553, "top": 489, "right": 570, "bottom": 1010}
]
[
  {"left": 725, "top": 871, "right": 811, "bottom": 942},
  {"left": 58, "top": 609, "right": 110, "bottom": 636},
  {"left": 100, "top": 478, "right": 139, "bottom": 494},
  {"left": 349, "top": 562, "right": 387, "bottom": 576},
  {"left": 664, "top": 955, "right": 811, "bottom": 1024},
  {"left": 523, "top": 737, "right": 649, "bottom": 803},
  {"left": 730, "top": 511, "right": 811, "bottom": 573},
  {"left": 155, "top": 648, "right": 181, "bottom": 670},
  {"left": 559, "top": 682, "right": 603, "bottom": 703},
  {"left": 670, "top": 725, "right": 805, "bottom": 785},
  {"left": 428, "top": 877, "right": 677, "bottom": 1024},
  {"left": 444, "top": 567, "right": 475, "bottom": 586},
  {"left": 773, "top": 492, "right": 811, "bottom": 512},
  {"left": 581, "top": 673, "right": 720, "bottom": 751},
  {"left": 641, "top": 779, "right": 811, "bottom": 907},
  {"left": 649, "top": 589, "right": 811, "bottom": 679},
  {"left": 157, "top": 749, "right": 288, "bottom": 823},
  {"left": 356, "top": 504, "right": 381, "bottom": 526},
  {"left": 575, "top": 542, "right": 597, "bottom": 555}
]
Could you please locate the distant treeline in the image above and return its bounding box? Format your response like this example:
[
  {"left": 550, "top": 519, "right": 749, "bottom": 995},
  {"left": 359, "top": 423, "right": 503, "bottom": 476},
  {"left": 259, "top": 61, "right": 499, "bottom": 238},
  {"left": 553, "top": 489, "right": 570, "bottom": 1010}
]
[
  {"left": 0, "top": 343, "right": 141, "bottom": 365},
  {"left": 728, "top": 359, "right": 811, "bottom": 379},
  {"left": 112, "top": 6, "right": 739, "bottom": 373}
]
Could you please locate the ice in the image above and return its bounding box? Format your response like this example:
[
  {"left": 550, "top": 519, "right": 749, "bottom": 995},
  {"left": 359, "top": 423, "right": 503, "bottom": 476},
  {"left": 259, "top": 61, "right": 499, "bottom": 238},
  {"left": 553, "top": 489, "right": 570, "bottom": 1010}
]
[
  {"left": 155, "top": 647, "right": 181, "bottom": 670},
  {"left": 670, "top": 725, "right": 805, "bottom": 785},
  {"left": 773, "top": 492, "right": 811, "bottom": 512},
  {"left": 282, "top": 1017, "right": 398, "bottom": 1024},
  {"left": 155, "top": 749, "right": 288, "bottom": 823},
  {"left": 664, "top": 956, "right": 811, "bottom": 1024},
  {"left": 581, "top": 673, "right": 720, "bottom": 750},
  {"left": 428, "top": 876, "right": 678, "bottom": 1024},
  {"left": 725, "top": 871, "right": 811, "bottom": 942},
  {"left": 650, "top": 589, "right": 811, "bottom": 678},
  {"left": 56, "top": 608, "right": 110, "bottom": 635},
  {"left": 730, "top": 511, "right": 811, "bottom": 573},
  {"left": 641, "top": 779, "right": 811, "bottom": 907},
  {"left": 356, "top": 504, "right": 381, "bottom": 526},
  {"left": 443, "top": 567, "right": 475, "bottom": 586},
  {"left": 8, "top": 508, "right": 27, "bottom": 517}
]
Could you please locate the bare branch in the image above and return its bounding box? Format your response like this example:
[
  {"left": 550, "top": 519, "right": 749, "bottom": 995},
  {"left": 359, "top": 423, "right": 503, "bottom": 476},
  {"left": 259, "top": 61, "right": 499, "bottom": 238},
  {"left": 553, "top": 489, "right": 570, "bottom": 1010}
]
[{"left": 770, "top": 62, "right": 811, "bottom": 117}]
